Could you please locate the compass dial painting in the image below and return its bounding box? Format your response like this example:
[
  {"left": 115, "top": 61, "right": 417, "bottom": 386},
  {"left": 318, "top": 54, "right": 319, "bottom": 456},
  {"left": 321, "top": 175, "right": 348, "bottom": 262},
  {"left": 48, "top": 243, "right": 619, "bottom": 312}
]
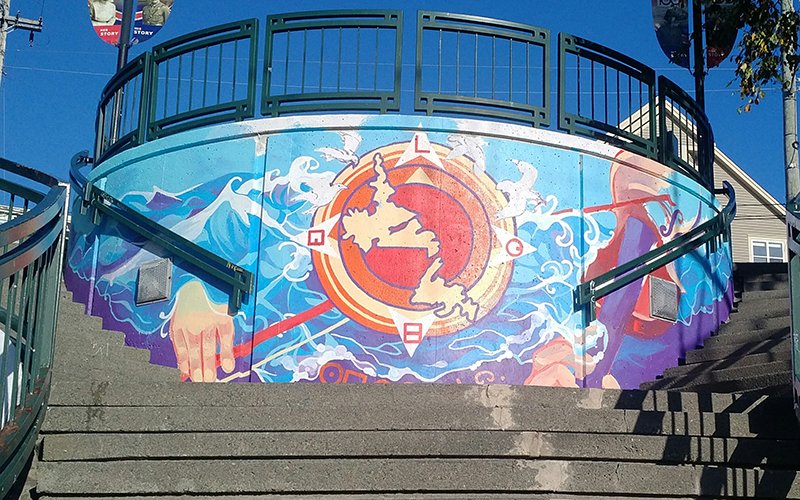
[{"left": 306, "top": 134, "right": 522, "bottom": 355}]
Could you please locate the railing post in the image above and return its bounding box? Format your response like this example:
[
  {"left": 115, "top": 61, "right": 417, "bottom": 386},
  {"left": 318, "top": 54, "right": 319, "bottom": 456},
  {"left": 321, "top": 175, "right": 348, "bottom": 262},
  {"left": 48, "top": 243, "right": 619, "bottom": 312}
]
[{"left": 788, "top": 201, "right": 800, "bottom": 421}]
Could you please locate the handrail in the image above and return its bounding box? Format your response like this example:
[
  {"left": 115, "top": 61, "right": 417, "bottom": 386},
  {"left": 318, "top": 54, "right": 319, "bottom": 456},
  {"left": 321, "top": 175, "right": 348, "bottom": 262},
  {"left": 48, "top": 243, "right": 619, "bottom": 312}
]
[
  {"left": 574, "top": 180, "right": 736, "bottom": 321},
  {"left": 70, "top": 161, "right": 254, "bottom": 311},
  {"left": 92, "top": 11, "right": 716, "bottom": 192},
  {"left": 0, "top": 157, "right": 67, "bottom": 497}
]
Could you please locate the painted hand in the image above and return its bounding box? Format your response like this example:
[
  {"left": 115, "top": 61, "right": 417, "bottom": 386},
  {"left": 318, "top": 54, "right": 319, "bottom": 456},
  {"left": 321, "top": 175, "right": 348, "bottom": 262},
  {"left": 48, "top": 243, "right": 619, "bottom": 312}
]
[{"left": 169, "top": 281, "right": 235, "bottom": 382}]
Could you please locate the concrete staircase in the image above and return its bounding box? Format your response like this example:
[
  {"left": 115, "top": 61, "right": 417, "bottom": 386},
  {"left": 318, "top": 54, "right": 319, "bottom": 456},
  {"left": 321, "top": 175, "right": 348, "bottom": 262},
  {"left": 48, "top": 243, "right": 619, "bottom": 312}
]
[
  {"left": 641, "top": 263, "right": 793, "bottom": 395},
  {"left": 26, "top": 284, "right": 800, "bottom": 497}
]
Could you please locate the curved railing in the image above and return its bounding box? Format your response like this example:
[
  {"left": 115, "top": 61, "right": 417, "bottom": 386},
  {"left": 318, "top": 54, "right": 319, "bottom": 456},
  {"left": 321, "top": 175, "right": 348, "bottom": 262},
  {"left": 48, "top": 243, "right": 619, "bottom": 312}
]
[
  {"left": 575, "top": 181, "right": 736, "bottom": 321},
  {"left": 0, "top": 158, "right": 68, "bottom": 497},
  {"left": 70, "top": 157, "right": 254, "bottom": 311},
  {"left": 91, "top": 10, "right": 716, "bottom": 191}
]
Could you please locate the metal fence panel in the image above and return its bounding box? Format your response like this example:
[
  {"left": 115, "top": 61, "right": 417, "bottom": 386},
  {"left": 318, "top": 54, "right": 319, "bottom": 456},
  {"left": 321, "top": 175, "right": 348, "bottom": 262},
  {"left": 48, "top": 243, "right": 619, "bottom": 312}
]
[
  {"left": 415, "top": 11, "right": 550, "bottom": 127},
  {"left": 558, "top": 33, "right": 657, "bottom": 159},
  {"left": 147, "top": 19, "right": 259, "bottom": 141},
  {"left": 262, "top": 10, "right": 402, "bottom": 116},
  {"left": 658, "top": 75, "right": 715, "bottom": 189}
]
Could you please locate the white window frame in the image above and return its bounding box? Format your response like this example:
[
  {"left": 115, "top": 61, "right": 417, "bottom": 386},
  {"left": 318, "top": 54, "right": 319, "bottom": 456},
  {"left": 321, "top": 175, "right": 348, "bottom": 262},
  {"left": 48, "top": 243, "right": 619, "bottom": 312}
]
[{"left": 749, "top": 238, "right": 786, "bottom": 263}]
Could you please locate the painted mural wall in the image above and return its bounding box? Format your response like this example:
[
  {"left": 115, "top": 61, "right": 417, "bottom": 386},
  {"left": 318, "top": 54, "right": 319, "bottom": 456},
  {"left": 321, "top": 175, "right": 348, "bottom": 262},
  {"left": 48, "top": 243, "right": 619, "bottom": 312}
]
[{"left": 65, "top": 115, "right": 733, "bottom": 388}]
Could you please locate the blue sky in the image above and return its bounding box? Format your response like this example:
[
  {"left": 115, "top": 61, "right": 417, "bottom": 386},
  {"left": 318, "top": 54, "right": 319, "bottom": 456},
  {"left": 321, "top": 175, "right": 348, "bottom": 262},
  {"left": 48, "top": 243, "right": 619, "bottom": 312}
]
[{"left": 0, "top": 0, "right": 790, "bottom": 201}]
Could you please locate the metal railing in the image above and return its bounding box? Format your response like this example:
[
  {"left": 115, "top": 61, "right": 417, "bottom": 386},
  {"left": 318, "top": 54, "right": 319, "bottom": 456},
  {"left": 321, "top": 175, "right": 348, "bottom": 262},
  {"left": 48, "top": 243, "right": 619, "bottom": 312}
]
[
  {"left": 415, "top": 11, "right": 549, "bottom": 127},
  {"left": 148, "top": 19, "right": 259, "bottom": 141},
  {"left": 0, "top": 158, "right": 68, "bottom": 497},
  {"left": 558, "top": 33, "right": 658, "bottom": 159},
  {"left": 785, "top": 198, "right": 800, "bottom": 421},
  {"left": 263, "top": 10, "right": 402, "bottom": 116},
  {"left": 93, "top": 11, "right": 716, "bottom": 191},
  {"left": 70, "top": 160, "right": 254, "bottom": 311},
  {"left": 658, "top": 75, "right": 715, "bottom": 188},
  {"left": 575, "top": 181, "right": 736, "bottom": 321}
]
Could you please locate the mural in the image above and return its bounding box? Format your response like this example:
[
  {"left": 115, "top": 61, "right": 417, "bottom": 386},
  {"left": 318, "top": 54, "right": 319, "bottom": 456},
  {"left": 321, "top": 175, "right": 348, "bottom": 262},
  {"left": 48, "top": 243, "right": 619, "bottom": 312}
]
[{"left": 65, "top": 116, "right": 733, "bottom": 388}]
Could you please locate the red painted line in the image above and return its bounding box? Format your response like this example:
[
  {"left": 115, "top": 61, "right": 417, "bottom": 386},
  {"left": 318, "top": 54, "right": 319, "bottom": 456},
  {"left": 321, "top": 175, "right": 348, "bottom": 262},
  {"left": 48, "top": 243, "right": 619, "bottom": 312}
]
[
  {"left": 553, "top": 194, "right": 671, "bottom": 216},
  {"left": 231, "top": 299, "right": 335, "bottom": 359}
]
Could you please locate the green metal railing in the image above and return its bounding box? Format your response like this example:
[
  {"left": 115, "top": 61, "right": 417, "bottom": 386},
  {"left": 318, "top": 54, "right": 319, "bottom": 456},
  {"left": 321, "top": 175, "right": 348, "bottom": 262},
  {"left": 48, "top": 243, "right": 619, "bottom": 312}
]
[
  {"left": 558, "top": 33, "right": 658, "bottom": 159},
  {"left": 0, "top": 158, "right": 68, "bottom": 497},
  {"left": 70, "top": 160, "right": 254, "bottom": 311},
  {"left": 575, "top": 181, "right": 736, "bottom": 322},
  {"left": 95, "top": 20, "right": 259, "bottom": 164},
  {"left": 148, "top": 19, "right": 259, "bottom": 141},
  {"left": 785, "top": 198, "right": 800, "bottom": 420},
  {"left": 93, "top": 12, "right": 718, "bottom": 192},
  {"left": 415, "top": 11, "right": 550, "bottom": 127},
  {"left": 658, "top": 75, "right": 715, "bottom": 188},
  {"left": 262, "top": 10, "right": 403, "bottom": 116}
]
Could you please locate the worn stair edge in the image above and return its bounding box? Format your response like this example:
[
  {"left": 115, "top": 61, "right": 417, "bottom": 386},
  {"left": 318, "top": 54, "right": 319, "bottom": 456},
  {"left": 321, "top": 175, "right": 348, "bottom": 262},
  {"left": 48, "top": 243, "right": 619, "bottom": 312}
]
[
  {"left": 38, "top": 405, "right": 800, "bottom": 440},
  {"left": 40, "top": 430, "right": 800, "bottom": 468},
  {"left": 681, "top": 371, "right": 794, "bottom": 395},
  {"left": 662, "top": 350, "right": 792, "bottom": 379},
  {"left": 716, "top": 315, "right": 790, "bottom": 336},
  {"left": 744, "top": 280, "right": 789, "bottom": 292},
  {"left": 657, "top": 360, "right": 793, "bottom": 387},
  {"left": 731, "top": 298, "right": 790, "bottom": 318},
  {"left": 35, "top": 495, "right": 699, "bottom": 500},
  {"left": 742, "top": 288, "right": 790, "bottom": 300},
  {"left": 35, "top": 458, "right": 800, "bottom": 497},
  {"left": 684, "top": 337, "right": 790, "bottom": 365},
  {"left": 704, "top": 326, "right": 789, "bottom": 347},
  {"left": 43, "top": 381, "right": 793, "bottom": 416}
]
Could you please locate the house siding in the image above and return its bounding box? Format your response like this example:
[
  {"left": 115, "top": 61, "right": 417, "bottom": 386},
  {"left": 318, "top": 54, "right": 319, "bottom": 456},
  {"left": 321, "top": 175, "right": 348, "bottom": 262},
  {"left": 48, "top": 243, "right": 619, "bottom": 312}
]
[{"left": 713, "top": 161, "right": 786, "bottom": 263}]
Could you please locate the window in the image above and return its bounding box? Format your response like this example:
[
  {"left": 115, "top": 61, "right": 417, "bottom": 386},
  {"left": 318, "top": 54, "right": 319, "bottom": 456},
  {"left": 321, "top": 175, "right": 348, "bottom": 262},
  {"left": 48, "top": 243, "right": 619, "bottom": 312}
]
[{"left": 751, "top": 239, "right": 785, "bottom": 263}]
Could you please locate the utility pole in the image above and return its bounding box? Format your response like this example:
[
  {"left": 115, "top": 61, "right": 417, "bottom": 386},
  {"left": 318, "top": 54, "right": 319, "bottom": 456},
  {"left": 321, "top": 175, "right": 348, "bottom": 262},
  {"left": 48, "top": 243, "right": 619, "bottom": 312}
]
[
  {"left": 783, "top": 0, "right": 799, "bottom": 203},
  {"left": 0, "top": 0, "right": 43, "bottom": 88},
  {"left": 116, "top": 0, "right": 134, "bottom": 71},
  {"left": 691, "top": 0, "right": 706, "bottom": 111}
]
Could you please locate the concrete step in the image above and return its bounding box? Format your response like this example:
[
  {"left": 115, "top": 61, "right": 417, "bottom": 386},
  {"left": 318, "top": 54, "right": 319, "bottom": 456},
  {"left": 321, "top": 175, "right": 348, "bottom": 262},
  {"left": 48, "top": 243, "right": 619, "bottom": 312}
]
[
  {"left": 650, "top": 360, "right": 792, "bottom": 391},
  {"left": 35, "top": 458, "right": 800, "bottom": 497},
  {"left": 33, "top": 495, "right": 708, "bottom": 500},
  {"left": 40, "top": 429, "right": 800, "bottom": 468},
  {"left": 684, "top": 370, "right": 794, "bottom": 395},
  {"left": 733, "top": 297, "right": 790, "bottom": 318},
  {"left": 50, "top": 362, "right": 179, "bottom": 385},
  {"left": 43, "top": 380, "right": 795, "bottom": 416},
  {"left": 40, "top": 402, "right": 800, "bottom": 440},
  {"left": 744, "top": 279, "right": 789, "bottom": 292},
  {"left": 663, "top": 350, "right": 792, "bottom": 379},
  {"left": 52, "top": 334, "right": 152, "bottom": 364},
  {"left": 684, "top": 336, "right": 790, "bottom": 365},
  {"left": 743, "top": 288, "right": 790, "bottom": 300},
  {"left": 31, "top": 495, "right": 707, "bottom": 500},
  {"left": 703, "top": 326, "right": 789, "bottom": 347},
  {"left": 716, "top": 315, "right": 789, "bottom": 336}
]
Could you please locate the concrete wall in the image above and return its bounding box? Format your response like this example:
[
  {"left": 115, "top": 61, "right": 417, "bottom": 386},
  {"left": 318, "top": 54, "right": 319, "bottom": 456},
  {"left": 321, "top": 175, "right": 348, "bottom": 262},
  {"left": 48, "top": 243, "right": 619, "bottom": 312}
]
[{"left": 65, "top": 114, "right": 733, "bottom": 389}]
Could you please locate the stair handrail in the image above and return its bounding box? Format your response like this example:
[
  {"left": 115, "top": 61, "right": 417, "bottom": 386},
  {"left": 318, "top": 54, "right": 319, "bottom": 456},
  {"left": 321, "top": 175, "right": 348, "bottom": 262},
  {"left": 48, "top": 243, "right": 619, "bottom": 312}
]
[
  {"left": 574, "top": 180, "right": 736, "bottom": 322},
  {"left": 69, "top": 159, "right": 254, "bottom": 311},
  {"left": 0, "top": 158, "right": 68, "bottom": 498}
]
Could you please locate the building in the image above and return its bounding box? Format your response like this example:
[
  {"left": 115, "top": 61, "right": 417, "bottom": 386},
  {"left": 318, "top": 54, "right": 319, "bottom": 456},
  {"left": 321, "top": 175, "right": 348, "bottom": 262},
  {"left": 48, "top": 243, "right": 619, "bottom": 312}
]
[{"left": 713, "top": 148, "right": 787, "bottom": 263}]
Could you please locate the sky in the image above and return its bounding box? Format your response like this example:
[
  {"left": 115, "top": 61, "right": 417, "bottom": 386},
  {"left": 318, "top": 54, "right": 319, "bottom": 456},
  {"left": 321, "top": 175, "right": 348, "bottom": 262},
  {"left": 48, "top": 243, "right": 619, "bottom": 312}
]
[{"left": 0, "top": 0, "right": 792, "bottom": 202}]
